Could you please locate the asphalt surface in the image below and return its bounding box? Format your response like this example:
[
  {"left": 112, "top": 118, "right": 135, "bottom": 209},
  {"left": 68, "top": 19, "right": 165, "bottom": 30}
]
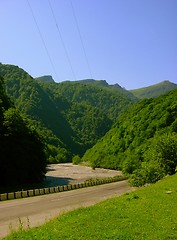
[{"left": 0, "top": 181, "right": 134, "bottom": 239}]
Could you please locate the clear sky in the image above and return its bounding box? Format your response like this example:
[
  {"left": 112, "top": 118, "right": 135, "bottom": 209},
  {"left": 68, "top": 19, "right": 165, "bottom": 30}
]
[{"left": 0, "top": 0, "right": 176, "bottom": 89}]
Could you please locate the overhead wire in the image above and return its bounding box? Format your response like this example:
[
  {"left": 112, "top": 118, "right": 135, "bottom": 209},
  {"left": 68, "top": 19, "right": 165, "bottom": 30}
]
[
  {"left": 27, "top": 0, "right": 93, "bottom": 81},
  {"left": 26, "top": 0, "right": 59, "bottom": 81},
  {"left": 69, "top": 0, "right": 93, "bottom": 79},
  {"left": 48, "top": 0, "right": 76, "bottom": 81}
]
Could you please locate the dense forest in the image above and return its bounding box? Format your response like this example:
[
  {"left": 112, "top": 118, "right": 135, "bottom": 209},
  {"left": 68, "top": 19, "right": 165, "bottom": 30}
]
[
  {"left": 83, "top": 88, "right": 177, "bottom": 185},
  {"left": 0, "top": 64, "right": 136, "bottom": 162},
  {"left": 0, "top": 75, "right": 46, "bottom": 186},
  {"left": 1, "top": 63, "right": 176, "bottom": 187}
]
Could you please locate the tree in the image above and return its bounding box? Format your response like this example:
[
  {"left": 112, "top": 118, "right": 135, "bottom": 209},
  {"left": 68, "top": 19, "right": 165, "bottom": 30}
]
[
  {"left": 0, "top": 83, "right": 47, "bottom": 185},
  {"left": 130, "top": 133, "right": 177, "bottom": 186},
  {"left": 130, "top": 161, "right": 165, "bottom": 187},
  {"left": 147, "top": 133, "right": 177, "bottom": 175},
  {"left": 72, "top": 155, "right": 82, "bottom": 165}
]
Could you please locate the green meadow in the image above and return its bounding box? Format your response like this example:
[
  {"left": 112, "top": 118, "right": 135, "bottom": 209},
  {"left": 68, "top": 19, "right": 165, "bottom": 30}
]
[{"left": 4, "top": 174, "right": 177, "bottom": 240}]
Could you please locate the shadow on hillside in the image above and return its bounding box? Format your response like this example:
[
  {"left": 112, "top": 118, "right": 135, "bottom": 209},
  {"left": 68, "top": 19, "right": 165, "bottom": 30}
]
[
  {"left": 39, "top": 176, "right": 73, "bottom": 188},
  {"left": 0, "top": 176, "right": 73, "bottom": 194}
]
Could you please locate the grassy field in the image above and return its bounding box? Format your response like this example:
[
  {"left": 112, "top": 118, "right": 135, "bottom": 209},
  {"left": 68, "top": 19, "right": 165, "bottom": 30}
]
[{"left": 4, "top": 174, "right": 177, "bottom": 240}]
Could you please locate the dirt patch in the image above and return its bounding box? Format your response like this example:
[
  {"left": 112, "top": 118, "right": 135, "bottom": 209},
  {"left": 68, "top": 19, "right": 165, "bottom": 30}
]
[{"left": 43, "top": 163, "right": 122, "bottom": 187}]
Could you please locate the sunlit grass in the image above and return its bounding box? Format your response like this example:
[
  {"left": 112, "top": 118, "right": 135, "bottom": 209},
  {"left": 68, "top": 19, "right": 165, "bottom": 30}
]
[{"left": 4, "top": 174, "right": 177, "bottom": 239}]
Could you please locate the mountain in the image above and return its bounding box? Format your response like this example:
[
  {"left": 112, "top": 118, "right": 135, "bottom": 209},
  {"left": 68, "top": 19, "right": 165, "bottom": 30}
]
[
  {"left": 0, "top": 64, "right": 70, "bottom": 163},
  {"left": 82, "top": 87, "right": 177, "bottom": 184},
  {"left": 130, "top": 80, "right": 177, "bottom": 99},
  {"left": 36, "top": 79, "right": 137, "bottom": 155},
  {"left": 35, "top": 75, "right": 55, "bottom": 83},
  {"left": 0, "top": 76, "right": 46, "bottom": 186},
  {"left": 0, "top": 64, "right": 136, "bottom": 162},
  {"left": 68, "top": 79, "right": 137, "bottom": 102}
]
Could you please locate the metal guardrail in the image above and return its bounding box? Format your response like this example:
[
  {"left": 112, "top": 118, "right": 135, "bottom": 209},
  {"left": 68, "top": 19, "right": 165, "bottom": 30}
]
[{"left": 0, "top": 177, "right": 126, "bottom": 201}]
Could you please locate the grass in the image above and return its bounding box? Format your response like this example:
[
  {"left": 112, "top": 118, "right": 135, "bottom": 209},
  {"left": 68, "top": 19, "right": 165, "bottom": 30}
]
[{"left": 4, "top": 174, "right": 177, "bottom": 240}]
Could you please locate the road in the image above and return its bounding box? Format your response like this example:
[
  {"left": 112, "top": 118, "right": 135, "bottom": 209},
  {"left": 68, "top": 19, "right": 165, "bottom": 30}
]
[{"left": 0, "top": 181, "right": 134, "bottom": 238}]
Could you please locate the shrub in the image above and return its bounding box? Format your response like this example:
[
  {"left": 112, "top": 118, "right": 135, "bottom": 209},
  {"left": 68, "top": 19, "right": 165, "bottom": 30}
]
[
  {"left": 122, "top": 154, "right": 141, "bottom": 175},
  {"left": 72, "top": 155, "right": 82, "bottom": 165},
  {"left": 130, "top": 133, "right": 177, "bottom": 186},
  {"left": 145, "top": 133, "right": 177, "bottom": 175},
  {"left": 130, "top": 161, "right": 166, "bottom": 187}
]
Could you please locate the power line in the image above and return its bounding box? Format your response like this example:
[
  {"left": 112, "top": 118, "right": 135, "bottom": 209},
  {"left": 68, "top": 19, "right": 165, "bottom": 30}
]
[
  {"left": 26, "top": 0, "right": 59, "bottom": 81},
  {"left": 70, "top": 0, "right": 93, "bottom": 79},
  {"left": 48, "top": 0, "right": 76, "bottom": 81}
]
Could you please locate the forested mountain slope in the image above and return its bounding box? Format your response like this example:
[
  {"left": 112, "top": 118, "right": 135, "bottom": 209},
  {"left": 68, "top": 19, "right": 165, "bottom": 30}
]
[
  {"left": 0, "top": 64, "right": 136, "bottom": 162},
  {"left": 130, "top": 80, "right": 177, "bottom": 99},
  {"left": 64, "top": 78, "right": 137, "bottom": 102},
  {"left": 83, "top": 88, "right": 177, "bottom": 184},
  {"left": 0, "top": 64, "right": 69, "bottom": 162},
  {"left": 0, "top": 76, "right": 46, "bottom": 186}
]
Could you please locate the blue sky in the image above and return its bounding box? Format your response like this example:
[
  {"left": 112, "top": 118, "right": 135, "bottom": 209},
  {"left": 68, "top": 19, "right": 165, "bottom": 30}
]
[{"left": 0, "top": 0, "right": 176, "bottom": 89}]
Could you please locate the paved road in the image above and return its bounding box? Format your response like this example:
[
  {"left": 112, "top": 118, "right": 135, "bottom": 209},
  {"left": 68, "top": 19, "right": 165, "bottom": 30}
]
[{"left": 0, "top": 181, "right": 134, "bottom": 238}]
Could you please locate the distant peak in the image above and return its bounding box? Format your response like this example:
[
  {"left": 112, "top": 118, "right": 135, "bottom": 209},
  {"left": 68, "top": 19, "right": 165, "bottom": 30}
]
[
  {"left": 162, "top": 80, "right": 170, "bottom": 83},
  {"left": 35, "top": 75, "right": 55, "bottom": 83}
]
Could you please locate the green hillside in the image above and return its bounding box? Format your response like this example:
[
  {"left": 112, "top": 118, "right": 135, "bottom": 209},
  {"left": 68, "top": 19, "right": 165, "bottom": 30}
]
[
  {"left": 83, "top": 87, "right": 177, "bottom": 185},
  {"left": 0, "top": 76, "right": 46, "bottom": 186},
  {"left": 0, "top": 64, "right": 70, "bottom": 163},
  {"left": 0, "top": 64, "right": 136, "bottom": 162},
  {"left": 69, "top": 78, "right": 137, "bottom": 101},
  {"left": 130, "top": 80, "right": 177, "bottom": 99}
]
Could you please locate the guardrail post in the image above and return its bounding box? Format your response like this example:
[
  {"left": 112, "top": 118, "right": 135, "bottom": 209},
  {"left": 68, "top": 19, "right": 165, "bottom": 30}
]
[
  {"left": 54, "top": 186, "right": 59, "bottom": 192},
  {"left": 0, "top": 193, "right": 8, "bottom": 201},
  {"left": 44, "top": 188, "right": 49, "bottom": 194},
  {"left": 7, "top": 192, "right": 15, "bottom": 200},
  {"left": 34, "top": 189, "right": 40, "bottom": 196}
]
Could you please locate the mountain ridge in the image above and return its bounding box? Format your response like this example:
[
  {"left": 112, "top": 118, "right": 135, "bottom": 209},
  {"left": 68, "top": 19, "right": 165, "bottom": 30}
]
[
  {"left": 1, "top": 64, "right": 176, "bottom": 165},
  {"left": 0, "top": 64, "right": 135, "bottom": 162},
  {"left": 130, "top": 80, "right": 177, "bottom": 99},
  {"left": 35, "top": 75, "right": 177, "bottom": 100}
]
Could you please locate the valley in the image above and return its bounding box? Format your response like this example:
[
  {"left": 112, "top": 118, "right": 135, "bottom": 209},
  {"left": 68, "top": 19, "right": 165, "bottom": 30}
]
[
  {"left": 0, "top": 63, "right": 177, "bottom": 239},
  {"left": 1, "top": 63, "right": 177, "bottom": 188}
]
